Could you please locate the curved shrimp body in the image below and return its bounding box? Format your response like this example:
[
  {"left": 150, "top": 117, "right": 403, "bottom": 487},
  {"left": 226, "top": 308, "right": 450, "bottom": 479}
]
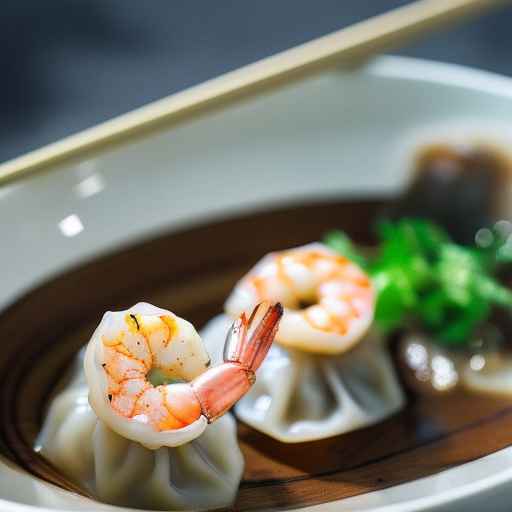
[
  {"left": 225, "top": 243, "right": 375, "bottom": 355},
  {"left": 85, "top": 302, "right": 282, "bottom": 449}
]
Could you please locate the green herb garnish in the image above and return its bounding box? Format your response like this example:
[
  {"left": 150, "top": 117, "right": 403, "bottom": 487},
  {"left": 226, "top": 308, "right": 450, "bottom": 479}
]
[{"left": 325, "top": 218, "right": 512, "bottom": 346}]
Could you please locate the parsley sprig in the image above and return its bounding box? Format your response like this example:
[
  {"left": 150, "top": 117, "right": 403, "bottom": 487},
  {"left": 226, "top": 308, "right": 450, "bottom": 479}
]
[{"left": 325, "top": 219, "right": 512, "bottom": 346}]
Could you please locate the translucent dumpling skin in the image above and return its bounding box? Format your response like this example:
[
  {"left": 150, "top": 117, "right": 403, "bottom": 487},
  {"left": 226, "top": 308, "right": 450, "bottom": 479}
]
[
  {"left": 202, "top": 314, "right": 405, "bottom": 443},
  {"left": 37, "top": 303, "right": 245, "bottom": 510},
  {"left": 38, "top": 380, "right": 243, "bottom": 510},
  {"left": 38, "top": 383, "right": 243, "bottom": 510}
]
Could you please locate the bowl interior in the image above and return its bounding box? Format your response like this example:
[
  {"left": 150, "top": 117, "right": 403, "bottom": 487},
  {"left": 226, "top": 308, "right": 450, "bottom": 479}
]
[
  {"left": 2, "top": 197, "right": 512, "bottom": 511},
  {"left": 3, "top": 56, "right": 512, "bottom": 511}
]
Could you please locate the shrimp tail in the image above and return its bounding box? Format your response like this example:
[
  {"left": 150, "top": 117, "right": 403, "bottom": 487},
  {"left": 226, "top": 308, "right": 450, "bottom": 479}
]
[
  {"left": 224, "top": 301, "right": 283, "bottom": 371},
  {"left": 191, "top": 302, "right": 282, "bottom": 422}
]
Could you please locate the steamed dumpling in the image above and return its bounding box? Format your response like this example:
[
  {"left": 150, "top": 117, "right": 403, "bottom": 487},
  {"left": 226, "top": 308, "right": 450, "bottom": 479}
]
[
  {"left": 37, "top": 383, "right": 243, "bottom": 510},
  {"left": 202, "top": 315, "right": 404, "bottom": 442},
  {"left": 37, "top": 301, "right": 282, "bottom": 509},
  {"left": 207, "top": 244, "right": 405, "bottom": 442},
  {"left": 38, "top": 304, "right": 239, "bottom": 509}
]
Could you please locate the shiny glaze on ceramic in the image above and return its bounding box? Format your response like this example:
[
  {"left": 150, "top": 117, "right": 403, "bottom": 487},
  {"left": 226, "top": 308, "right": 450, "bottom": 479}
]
[{"left": 0, "top": 198, "right": 512, "bottom": 510}]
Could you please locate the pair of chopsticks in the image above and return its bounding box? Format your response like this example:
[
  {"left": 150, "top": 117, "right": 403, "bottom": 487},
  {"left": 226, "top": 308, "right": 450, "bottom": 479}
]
[{"left": 0, "top": 0, "right": 507, "bottom": 185}]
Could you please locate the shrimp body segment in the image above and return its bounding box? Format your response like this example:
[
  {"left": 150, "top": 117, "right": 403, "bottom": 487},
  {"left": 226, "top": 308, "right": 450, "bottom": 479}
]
[
  {"left": 225, "top": 243, "right": 375, "bottom": 355},
  {"left": 85, "top": 302, "right": 282, "bottom": 449}
]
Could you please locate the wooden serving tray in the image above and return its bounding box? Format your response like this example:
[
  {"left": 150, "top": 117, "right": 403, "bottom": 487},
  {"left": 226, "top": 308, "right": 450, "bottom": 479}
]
[{"left": 1, "top": 198, "right": 511, "bottom": 510}]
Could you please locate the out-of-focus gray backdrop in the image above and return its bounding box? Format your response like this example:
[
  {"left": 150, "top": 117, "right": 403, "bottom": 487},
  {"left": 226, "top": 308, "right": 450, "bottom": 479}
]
[{"left": 2, "top": 0, "right": 510, "bottom": 163}]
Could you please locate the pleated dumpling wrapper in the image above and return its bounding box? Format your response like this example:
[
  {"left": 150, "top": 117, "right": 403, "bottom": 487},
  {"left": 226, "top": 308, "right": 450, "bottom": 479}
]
[
  {"left": 38, "top": 301, "right": 282, "bottom": 509},
  {"left": 203, "top": 243, "right": 405, "bottom": 443}
]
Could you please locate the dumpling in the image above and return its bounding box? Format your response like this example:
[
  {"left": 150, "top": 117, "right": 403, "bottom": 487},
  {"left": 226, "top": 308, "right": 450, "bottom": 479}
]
[
  {"left": 202, "top": 317, "right": 404, "bottom": 443},
  {"left": 398, "top": 330, "right": 512, "bottom": 397},
  {"left": 37, "top": 301, "right": 282, "bottom": 510},
  {"left": 202, "top": 243, "right": 405, "bottom": 443},
  {"left": 37, "top": 384, "right": 242, "bottom": 510},
  {"left": 463, "top": 356, "right": 512, "bottom": 394}
]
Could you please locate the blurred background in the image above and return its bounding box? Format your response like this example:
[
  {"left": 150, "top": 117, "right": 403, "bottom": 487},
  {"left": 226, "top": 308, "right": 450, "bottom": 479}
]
[{"left": 1, "top": 0, "right": 511, "bottom": 164}]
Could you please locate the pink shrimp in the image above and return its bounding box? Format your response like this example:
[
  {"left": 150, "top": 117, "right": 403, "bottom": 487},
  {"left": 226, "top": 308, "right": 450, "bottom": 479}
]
[
  {"left": 88, "top": 301, "right": 282, "bottom": 434},
  {"left": 225, "top": 243, "right": 374, "bottom": 354}
]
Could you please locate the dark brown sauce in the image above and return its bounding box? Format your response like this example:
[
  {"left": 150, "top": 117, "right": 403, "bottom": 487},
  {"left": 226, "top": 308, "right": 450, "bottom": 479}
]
[
  {"left": 0, "top": 195, "right": 511, "bottom": 511},
  {"left": 387, "top": 143, "right": 512, "bottom": 244}
]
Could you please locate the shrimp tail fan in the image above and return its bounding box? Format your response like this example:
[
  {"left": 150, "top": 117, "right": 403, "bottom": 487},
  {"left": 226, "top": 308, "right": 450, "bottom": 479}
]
[{"left": 223, "top": 301, "right": 283, "bottom": 372}]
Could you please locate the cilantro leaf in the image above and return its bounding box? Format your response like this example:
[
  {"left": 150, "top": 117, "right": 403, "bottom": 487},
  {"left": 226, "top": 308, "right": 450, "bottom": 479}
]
[{"left": 324, "top": 218, "right": 512, "bottom": 346}]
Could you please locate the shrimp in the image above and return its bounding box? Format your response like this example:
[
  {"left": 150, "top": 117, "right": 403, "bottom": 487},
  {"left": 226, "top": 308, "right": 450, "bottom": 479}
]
[
  {"left": 225, "top": 242, "right": 374, "bottom": 355},
  {"left": 85, "top": 301, "right": 282, "bottom": 448}
]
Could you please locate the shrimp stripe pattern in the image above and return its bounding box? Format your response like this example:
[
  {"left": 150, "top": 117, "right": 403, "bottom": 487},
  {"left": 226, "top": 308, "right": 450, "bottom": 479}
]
[
  {"left": 85, "top": 301, "right": 282, "bottom": 449},
  {"left": 225, "top": 243, "right": 375, "bottom": 355}
]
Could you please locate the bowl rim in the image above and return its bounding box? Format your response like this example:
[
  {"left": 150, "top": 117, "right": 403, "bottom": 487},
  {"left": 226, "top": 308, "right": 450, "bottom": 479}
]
[
  {"left": 2, "top": 54, "right": 512, "bottom": 512},
  {"left": 2, "top": 52, "right": 512, "bottom": 188}
]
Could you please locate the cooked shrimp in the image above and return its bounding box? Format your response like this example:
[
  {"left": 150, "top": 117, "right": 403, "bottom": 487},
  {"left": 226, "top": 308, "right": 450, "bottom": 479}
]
[
  {"left": 225, "top": 243, "right": 374, "bottom": 355},
  {"left": 85, "top": 301, "right": 282, "bottom": 448}
]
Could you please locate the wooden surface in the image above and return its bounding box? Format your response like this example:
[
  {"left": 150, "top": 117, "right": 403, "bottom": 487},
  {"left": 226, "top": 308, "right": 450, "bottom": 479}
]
[{"left": 0, "top": 197, "right": 512, "bottom": 510}]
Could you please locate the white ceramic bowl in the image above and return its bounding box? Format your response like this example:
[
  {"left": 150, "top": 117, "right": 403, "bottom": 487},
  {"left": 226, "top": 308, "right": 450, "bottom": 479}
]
[{"left": 2, "top": 56, "right": 512, "bottom": 512}]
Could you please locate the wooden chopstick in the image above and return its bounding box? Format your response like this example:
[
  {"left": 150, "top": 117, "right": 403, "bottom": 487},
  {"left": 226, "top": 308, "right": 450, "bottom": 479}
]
[{"left": 0, "top": 0, "right": 507, "bottom": 185}]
